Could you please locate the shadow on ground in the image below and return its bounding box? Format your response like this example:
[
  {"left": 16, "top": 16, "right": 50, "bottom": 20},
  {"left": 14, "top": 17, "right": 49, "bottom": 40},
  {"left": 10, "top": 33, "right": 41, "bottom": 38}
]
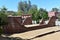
[
  {"left": 1, "top": 30, "right": 60, "bottom": 40},
  {"left": 28, "top": 30, "right": 60, "bottom": 40},
  {"left": 0, "top": 36, "right": 28, "bottom": 40}
]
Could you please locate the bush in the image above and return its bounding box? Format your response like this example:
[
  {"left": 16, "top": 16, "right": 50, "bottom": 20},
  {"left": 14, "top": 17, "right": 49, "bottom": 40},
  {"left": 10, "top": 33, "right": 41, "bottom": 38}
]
[
  {"left": 0, "top": 13, "right": 8, "bottom": 26},
  {"left": 0, "top": 26, "right": 3, "bottom": 35}
]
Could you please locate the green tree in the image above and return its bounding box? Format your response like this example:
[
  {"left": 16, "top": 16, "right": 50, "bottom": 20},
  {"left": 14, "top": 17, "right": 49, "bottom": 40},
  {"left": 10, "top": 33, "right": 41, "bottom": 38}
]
[
  {"left": 7, "top": 11, "right": 17, "bottom": 16},
  {"left": 17, "top": 0, "right": 31, "bottom": 15},
  {"left": 51, "top": 8, "right": 59, "bottom": 12},
  {"left": 1, "top": 6, "right": 7, "bottom": 14},
  {"left": 28, "top": 5, "right": 38, "bottom": 20},
  {"left": 0, "top": 6, "right": 8, "bottom": 26},
  {"left": 0, "top": 7, "right": 8, "bottom": 34},
  {"left": 17, "top": 0, "right": 48, "bottom": 23},
  {"left": 0, "top": 13, "right": 8, "bottom": 26},
  {"left": 17, "top": 1, "right": 23, "bottom": 16},
  {"left": 38, "top": 8, "right": 48, "bottom": 20}
]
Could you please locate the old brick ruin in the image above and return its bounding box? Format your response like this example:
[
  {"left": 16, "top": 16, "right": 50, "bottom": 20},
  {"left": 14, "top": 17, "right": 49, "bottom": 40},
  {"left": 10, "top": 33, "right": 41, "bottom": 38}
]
[
  {"left": 3, "top": 16, "right": 32, "bottom": 33},
  {"left": 2, "top": 12, "right": 58, "bottom": 34},
  {"left": 48, "top": 11, "right": 59, "bottom": 19},
  {"left": 2, "top": 15, "right": 56, "bottom": 34},
  {"left": 22, "top": 14, "right": 32, "bottom": 25}
]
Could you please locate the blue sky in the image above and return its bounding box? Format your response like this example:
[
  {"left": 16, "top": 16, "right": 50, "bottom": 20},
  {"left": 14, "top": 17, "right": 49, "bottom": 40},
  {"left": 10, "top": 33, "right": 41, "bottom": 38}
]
[{"left": 0, "top": 0, "right": 60, "bottom": 11}]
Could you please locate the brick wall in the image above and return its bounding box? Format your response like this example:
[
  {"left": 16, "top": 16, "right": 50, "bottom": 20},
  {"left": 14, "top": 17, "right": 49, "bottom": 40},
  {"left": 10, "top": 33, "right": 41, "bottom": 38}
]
[
  {"left": 48, "top": 11, "right": 58, "bottom": 18},
  {"left": 3, "top": 16, "right": 56, "bottom": 34},
  {"left": 22, "top": 17, "right": 32, "bottom": 25}
]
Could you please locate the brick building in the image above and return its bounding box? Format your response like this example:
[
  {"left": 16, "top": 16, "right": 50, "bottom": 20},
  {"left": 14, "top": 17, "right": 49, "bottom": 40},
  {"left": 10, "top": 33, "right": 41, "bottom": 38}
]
[{"left": 48, "top": 11, "right": 60, "bottom": 18}]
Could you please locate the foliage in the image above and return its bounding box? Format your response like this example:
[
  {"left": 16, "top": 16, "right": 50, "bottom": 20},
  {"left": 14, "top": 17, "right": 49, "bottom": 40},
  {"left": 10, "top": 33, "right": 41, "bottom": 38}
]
[
  {"left": 17, "top": 0, "right": 31, "bottom": 15},
  {"left": 28, "top": 5, "right": 38, "bottom": 20},
  {"left": 0, "top": 6, "right": 8, "bottom": 26},
  {"left": 0, "top": 7, "right": 8, "bottom": 35},
  {"left": 58, "top": 16, "right": 60, "bottom": 21},
  {"left": 28, "top": 7, "right": 48, "bottom": 23},
  {"left": 38, "top": 8, "right": 48, "bottom": 19},
  {"left": 0, "top": 27, "right": 3, "bottom": 35},
  {"left": 51, "top": 8, "right": 59, "bottom": 12},
  {"left": 17, "top": 1, "right": 48, "bottom": 23},
  {"left": 7, "top": 11, "right": 17, "bottom": 16}
]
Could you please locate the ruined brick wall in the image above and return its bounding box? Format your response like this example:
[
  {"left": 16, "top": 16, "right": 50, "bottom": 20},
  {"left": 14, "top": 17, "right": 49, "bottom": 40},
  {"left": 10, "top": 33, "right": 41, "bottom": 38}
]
[
  {"left": 3, "top": 16, "right": 27, "bottom": 34},
  {"left": 21, "top": 14, "right": 32, "bottom": 25},
  {"left": 39, "top": 18, "right": 45, "bottom": 24},
  {"left": 26, "top": 16, "right": 56, "bottom": 31},
  {"left": 22, "top": 17, "right": 32, "bottom": 25},
  {"left": 3, "top": 16, "right": 56, "bottom": 34},
  {"left": 48, "top": 16, "right": 56, "bottom": 26},
  {"left": 3, "top": 16, "right": 32, "bottom": 34}
]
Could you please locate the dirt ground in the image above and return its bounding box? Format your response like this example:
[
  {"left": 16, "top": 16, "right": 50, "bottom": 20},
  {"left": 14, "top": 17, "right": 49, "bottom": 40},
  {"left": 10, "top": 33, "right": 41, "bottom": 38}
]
[
  {"left": 32, "top": 32, "right": 60, "bottom": 40},
  {"left": 1, "top": 26, "right": 60, "bottom": 40}
]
